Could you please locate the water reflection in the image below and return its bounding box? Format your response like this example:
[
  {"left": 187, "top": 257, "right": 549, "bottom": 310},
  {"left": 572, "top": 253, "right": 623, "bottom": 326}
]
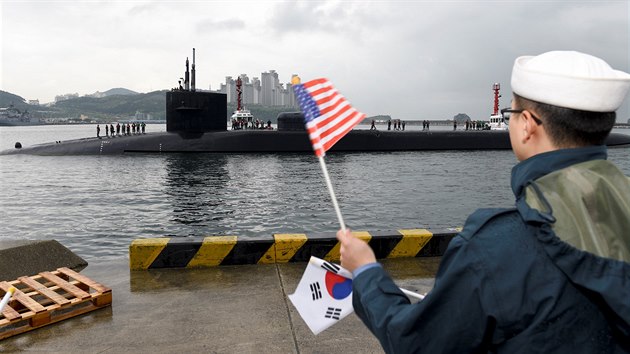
[
  {"left": 161, "top": 153, "right": 355, "bottom": 238},
  {"left": 164, "top": 154, "right": 231, "bottom": 228}
]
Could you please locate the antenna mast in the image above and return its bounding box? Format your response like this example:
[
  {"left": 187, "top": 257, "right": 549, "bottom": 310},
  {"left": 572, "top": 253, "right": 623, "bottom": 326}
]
[{"left": 191, "top": 48, "right": 196, "bottom": 92}]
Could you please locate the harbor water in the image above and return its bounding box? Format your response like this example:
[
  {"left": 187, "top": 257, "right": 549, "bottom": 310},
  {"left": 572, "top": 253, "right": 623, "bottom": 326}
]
[{"left": 1, "top": 124, "right": 629, "bottom": 261}]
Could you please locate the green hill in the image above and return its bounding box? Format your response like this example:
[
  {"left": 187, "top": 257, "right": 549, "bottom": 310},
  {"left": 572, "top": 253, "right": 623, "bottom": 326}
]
[
  {"left": 0, "top": 90, "right": 29, "bottom": 109},
  {"left": 101, "top": 88, "right": 138, "bottom": 96},
  {"left": 54, "top": 90, "right": 167, "bottom": 120}
]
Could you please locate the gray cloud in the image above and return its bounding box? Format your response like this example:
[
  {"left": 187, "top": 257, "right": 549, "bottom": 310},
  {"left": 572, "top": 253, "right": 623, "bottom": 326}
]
[
  {"left": 267, "top": 1, "right": 354, "bottom": 34},
  {"left": 195, "top": 18, "right": 246, "bottom": 33}
]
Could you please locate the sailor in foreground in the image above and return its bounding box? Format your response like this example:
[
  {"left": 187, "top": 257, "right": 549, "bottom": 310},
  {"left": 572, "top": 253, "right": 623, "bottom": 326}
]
[{"left": 337, "top": 51, "right": 630, "bottom": 353}]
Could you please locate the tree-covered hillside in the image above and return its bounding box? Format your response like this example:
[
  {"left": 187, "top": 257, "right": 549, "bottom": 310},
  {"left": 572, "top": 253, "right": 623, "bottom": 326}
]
[
  {"left": 0, "top": 90, "right": 29, "bottom": 109},
  {"left": 101, "top": 88, "right": 138, "bottom": 96},
  {"left": 54, "top": 90, "right": 167, "bottom": 119}
]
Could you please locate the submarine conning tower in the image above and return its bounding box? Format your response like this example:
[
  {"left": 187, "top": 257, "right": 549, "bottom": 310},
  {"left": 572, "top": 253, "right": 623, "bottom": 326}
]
[{"left": 166, "top": 48, "right": 227, "bottom": 133}]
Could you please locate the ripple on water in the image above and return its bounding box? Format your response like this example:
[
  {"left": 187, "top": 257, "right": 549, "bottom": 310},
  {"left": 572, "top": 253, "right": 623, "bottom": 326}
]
[{"left": 1, "top": 133, "right": 629, "bottom": 260}]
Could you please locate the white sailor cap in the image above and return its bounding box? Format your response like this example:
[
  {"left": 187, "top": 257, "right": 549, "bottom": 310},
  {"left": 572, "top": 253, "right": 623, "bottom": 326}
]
[{"left": 511, "top": 51, "right": 630, "bottom": 112}]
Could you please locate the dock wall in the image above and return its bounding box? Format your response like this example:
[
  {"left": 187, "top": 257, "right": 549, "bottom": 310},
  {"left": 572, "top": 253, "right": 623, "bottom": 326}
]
[{"left": 129, "top": 228, "right": 461, "bottom": 270}]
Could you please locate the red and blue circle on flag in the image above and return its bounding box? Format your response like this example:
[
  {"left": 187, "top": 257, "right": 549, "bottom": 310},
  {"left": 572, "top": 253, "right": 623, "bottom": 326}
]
[{"left": 324, "top": 271, "right": 352, "bottom": 300}]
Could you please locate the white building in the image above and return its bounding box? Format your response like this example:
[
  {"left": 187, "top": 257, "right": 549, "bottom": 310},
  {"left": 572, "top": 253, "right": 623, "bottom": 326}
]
[{"left": 54, "top": 93, "right": 79, "bottom": 102}]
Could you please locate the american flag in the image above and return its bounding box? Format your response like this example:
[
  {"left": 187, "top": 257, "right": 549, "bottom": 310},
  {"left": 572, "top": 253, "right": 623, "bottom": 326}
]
[{"left": 293, "top": 78, "right": 366, "bottom": 157}]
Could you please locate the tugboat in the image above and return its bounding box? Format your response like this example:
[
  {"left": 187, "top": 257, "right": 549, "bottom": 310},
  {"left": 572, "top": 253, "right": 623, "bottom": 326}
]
[
  {"left": 488, "top": 115, "right": 508, "bottom": 130},
  {"left": 230, "top": 76, "right": 254, "bottom": 129},
  {"left": 488, "top": 83, "right": 508, "bottom": 131}
]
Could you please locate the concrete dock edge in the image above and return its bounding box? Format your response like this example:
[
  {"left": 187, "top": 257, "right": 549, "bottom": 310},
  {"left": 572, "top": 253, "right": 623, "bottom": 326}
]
[{"left": 129, "top": 228, "right": 461, "bottom": 270}]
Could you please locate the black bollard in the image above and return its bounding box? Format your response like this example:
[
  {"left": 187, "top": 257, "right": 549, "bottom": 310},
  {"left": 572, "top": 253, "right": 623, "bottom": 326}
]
[{"left": 15, "top": 142, "right": 22, "bottom": 149}]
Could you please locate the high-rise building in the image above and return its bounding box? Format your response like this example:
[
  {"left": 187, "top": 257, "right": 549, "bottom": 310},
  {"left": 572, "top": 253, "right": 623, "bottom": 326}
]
[
  {"left": 240, "top": 74, "right": 254, "bottom": 105},
  {"left": 225, "top": 76, "right": 236, "bottom": 103},
  {"left": 260, "top": 70, "right": 279, "bottom": 106},
  {"left": 252, "top": 77, "right": 261, "bottom": 105},
  {"left": 212, "top": 70, "right": 296, "bottom": 108}
]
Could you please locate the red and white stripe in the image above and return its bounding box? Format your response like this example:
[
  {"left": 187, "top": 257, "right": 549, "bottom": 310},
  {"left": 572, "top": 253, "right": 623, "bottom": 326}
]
[{"left": 303, "top": 78, "right": 366, "bottom": 157}]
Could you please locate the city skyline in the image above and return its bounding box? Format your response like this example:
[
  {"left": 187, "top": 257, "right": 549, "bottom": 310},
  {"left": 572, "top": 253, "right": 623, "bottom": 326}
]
[
  {"left": 211, "top": 69, "right": 298, "bottom": 108},
  {"left": 47, "top": 69, "right": 300, "bottom": 108}
]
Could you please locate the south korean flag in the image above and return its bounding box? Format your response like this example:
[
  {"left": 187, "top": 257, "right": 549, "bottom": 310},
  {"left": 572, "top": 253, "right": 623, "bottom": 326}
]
[{"left": 288, "top": 256, "right": 354, "bottom": 335}]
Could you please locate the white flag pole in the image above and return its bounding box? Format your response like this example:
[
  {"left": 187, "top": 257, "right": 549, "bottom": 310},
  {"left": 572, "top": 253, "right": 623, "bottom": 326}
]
[
  {"left": 317, "top": 156, "right": 424, "bottom": 301},
  {"left": 0, "top": 286, "right": 16, "bottom": 313},
  {"left": 318, "top": 155, "right": 346, "bottom": 232},
  {"left": 400, "top": 288, "right": 425, "bottom": 300}
]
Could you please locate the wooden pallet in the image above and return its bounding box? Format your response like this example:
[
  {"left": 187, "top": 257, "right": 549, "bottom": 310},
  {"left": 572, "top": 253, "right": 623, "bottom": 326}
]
[{"left": 0, "top": 267, "right": 112, "bottom": 340}]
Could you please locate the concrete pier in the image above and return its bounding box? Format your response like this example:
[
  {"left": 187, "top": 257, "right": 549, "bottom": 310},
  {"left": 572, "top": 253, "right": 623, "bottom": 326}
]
[{"left": 0, "top": 256, "right": 440, "bottom": 353}]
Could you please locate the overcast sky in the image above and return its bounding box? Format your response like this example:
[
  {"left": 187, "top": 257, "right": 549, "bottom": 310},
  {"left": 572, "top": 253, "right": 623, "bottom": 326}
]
[{"left": 1, "top": 0, "right": 629, "bottom": 121}]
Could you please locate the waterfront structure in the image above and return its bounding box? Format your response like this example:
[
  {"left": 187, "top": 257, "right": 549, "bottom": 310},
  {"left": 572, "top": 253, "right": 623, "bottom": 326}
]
[
  {"left": 0, "top": 103, "right": 42, "bottom": 126},
  {"left": 488, "top": 83, "right": 508, "bottom": 130},
  {"left": 134, "top": 111, "right": 153, "bottom": 121}
]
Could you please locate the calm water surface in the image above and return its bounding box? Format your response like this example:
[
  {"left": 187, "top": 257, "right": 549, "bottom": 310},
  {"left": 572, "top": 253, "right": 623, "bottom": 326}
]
[{"left": 1, "top": 124, "right": 628, "bottom": 261}]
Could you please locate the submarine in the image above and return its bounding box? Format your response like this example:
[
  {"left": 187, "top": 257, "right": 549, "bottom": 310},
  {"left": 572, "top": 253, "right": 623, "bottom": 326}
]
[
  {"left": 3, "top": 119, "right": 630, "bottom": 156},
  {"left": 2, "top": 50, "right": 630, "bottom": 156}
]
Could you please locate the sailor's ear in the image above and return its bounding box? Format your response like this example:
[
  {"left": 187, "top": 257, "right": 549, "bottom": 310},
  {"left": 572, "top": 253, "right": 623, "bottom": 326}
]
[{"left": 521, "top": 111, "right": 538, "bottom": 135}]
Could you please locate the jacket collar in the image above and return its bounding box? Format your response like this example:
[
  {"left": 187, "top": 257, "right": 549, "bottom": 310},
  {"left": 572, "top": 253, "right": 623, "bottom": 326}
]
[{"left": 510, "top": 145, "right": 608, "bottom": 199}]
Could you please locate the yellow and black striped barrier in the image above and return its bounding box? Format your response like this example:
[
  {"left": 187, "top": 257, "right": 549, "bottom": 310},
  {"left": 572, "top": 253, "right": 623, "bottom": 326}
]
[{"left": 129, "top": 228, "right": 461, "bottom": 270}]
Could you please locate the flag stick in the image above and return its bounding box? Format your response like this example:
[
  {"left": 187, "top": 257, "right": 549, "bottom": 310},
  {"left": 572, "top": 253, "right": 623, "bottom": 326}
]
[
  {"left": 318, "top": 155, "right": 346, "bottom": 232},
  {"left": 400, "top": 288, "right": 425, "bottom": 300},
  {"left": 317, "top": 155, "right": 424, "bottom": 301},
  {"left": 0, "top": 286, "right": 16, "bottom": 313}
]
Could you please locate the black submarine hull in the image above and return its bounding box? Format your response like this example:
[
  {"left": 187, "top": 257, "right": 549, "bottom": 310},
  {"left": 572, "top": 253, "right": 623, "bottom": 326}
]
[
  {"left": 3, "top": 90, "right": 630, "bottom": 156},
  {"left": 2, "top": 130, "right": 630, "bottom": 156}
]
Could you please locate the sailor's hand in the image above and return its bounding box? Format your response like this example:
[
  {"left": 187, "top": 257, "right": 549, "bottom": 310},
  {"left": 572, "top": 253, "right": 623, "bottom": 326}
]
[{"left": 336, "top": 229, "right": 376, "bottom": 272}]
